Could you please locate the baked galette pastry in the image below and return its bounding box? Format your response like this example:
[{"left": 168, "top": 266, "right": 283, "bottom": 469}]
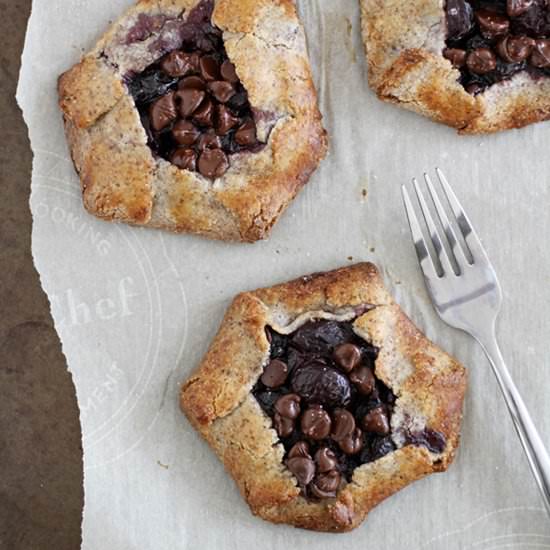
[
  {"left": 180, "top": 263, "right": 467, "bottom": 532},
  {"left": 361, "top": 0, "right": 550, "bottom": 133},
  {"left": 58, "top": 0, "right": 327, "bottom": 242}
]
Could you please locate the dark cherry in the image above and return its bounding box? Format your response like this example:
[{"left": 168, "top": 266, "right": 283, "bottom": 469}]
[
  {"left": 446, "top": 0, "right": 475, "bottom": 40},
  {"left": 291, "top": 363, "right": 351, "bottom": 407},
  {"left": 407, "top": 429, "right": 447, "bottom": 453},
  {"left": 291, "top": 320, "right": 355, "bottom": 355},
  {"left": 128, "top": 69, "right": 178, "bottom": 104},
  {"left": 507, "top": 0, "right": 534, "bottom": 17}
]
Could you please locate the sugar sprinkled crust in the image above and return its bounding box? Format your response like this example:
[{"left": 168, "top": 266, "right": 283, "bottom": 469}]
[
  {"left": 58, "top": 0, "right": 327, "bottom": 241},
  {"left": 359, "top": 0, "right": 550, "bottom": 134},
  {"left": 180, "top": 263, "right": 467, "bottom": 532}
]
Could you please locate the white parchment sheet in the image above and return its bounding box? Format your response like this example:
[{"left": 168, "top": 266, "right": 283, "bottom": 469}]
[{"left": 17, "top": 0, "right": 550, "bottom": 548}]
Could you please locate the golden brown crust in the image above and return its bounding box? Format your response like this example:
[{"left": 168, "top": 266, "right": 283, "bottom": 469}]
[
  {"left": 180, "top": 263, "right": 467, "bottom": 532},
  {"left": 360, "top": 0, "right": 550, "bottom": 133},
  {"left": 58, "top": 0, "right": 327, "bottom": 242}
]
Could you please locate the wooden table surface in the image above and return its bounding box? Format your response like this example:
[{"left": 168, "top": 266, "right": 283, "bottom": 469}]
[{"left": 1, "top": 2, "right": 83, "bottom": 548}]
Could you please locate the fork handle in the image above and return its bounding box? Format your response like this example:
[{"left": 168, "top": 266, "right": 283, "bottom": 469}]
[{"left": 475, "top": 328, "right": 550, "bottom": 517}]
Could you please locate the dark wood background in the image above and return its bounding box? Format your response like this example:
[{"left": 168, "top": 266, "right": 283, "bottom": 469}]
[{"left": 0, "top": 1, "right": 83, "bottom": 548}]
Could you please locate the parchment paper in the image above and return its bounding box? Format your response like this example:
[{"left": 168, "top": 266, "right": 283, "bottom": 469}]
[{"left": 17, "top": 1, "right": 550, "bottom": 548}]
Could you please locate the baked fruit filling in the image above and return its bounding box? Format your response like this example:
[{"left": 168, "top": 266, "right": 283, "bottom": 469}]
[
  {"left": 127, "top": 0, "right": 262, "bottom": 179},
  {"left": 253, "top": 319, "right": 446, "bottom": 500},
  {"left": 445, "top": 0, "right": 550, "bottom": 94}
]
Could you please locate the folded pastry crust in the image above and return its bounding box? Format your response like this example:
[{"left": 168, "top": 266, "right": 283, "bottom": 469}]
[
  {"left": 180, "top": 263, "right": 467, "bottom": 532},
  {"left": 360, "top": 0, "right": 550, "bottom": 133},
  {"left": 58, "top": 0, "right": 327, "bottom": 242}
]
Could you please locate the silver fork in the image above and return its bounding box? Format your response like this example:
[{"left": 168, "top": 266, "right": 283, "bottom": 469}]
[{"left": 402, "top": 168, "right": 550, "bottom": 517}]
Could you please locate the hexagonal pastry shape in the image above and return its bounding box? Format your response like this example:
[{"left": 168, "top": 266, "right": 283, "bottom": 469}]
[
  {"left": 180, "top": 263, "right": 467, "bottom": 532},
  {"left": 58, "top": 0, "right": 327, "bottom": 242},
  {"left": 360, "top": 0, "right": 550, "bottom": 133}
]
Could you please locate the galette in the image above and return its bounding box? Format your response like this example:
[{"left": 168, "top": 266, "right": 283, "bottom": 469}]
[{"left": 58, "top": 0, "right": 327, "bottom": 241}]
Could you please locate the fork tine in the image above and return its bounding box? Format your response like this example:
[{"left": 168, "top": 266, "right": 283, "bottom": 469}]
[
  {"left": 413, "top": 178, "right": 456, "bottom": 276},
  {"left": 424, "top": 172, "right": 470, "bottom": 270},
  {"left": 401, "top": 185, "right": 439, "bottom": 280},
  {"left": 435, "top": 168, "right": 490, "bottom": 264}
]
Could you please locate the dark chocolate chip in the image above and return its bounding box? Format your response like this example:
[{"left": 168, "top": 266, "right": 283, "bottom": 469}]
[
  {"left": 286, "top": 456, "right": 315, "bottom": 486},
  {"left": 197, "top": 148, "right": 229, "bottom": 178},
  {"left": 288, "top": 441, "right": 311, "bottom": 459},
  {"left": 261, "top": 359, "right": 289, "bottom": 388},
  {"left": 193, "top": 98, "right": 215, "bottom": 126},
  {"left": 507, "top": 0, "right": 534, "bottom": 17},
  {"left": 172, "top": 120, "right": 200, "bottom": 146},
  {"left": 160, "top": 51, "right": 199, "bottom": 77},
  {"left": 197, "top": 130, "right": 222, "bottom": 151},
  {"left": 349, "top": 365, "right": 375, "bottom": 395},
  {"left": 170, "top": 148, "right": 197, "bottom": 171},
  {"left": 178, "top": 75, "right": 206, "bottom": 90},
  {"left": 176, "top": 88, "right": 205, "bottom": 117},
  {"left": 332, "top": 343, "right": 361, "bottom": 373},
  {"left": 475, "top": 9, "right": 510, "bottom": 40},
  {"left": 274, "top": 393, "right": 301, "bottom": 420},
  {"left": 331, "top": 409, "right": 356, "bottom": 442},
  {"left": 310, "top": 470, "right": 341, "bottom": 499},
  {"left": 199, "top": 55, "right": 220, "bottom": 81},
  {"left": 496, "top": 35, "right": 535, "bottom": 63},
  {"left": 314, "top": 447, "right": 338, "bottom": 473},
  {"left": 301, "top": 405, "right": 332, "bottom": 440},
  {"left": 149, "top": 92, "right": 177, "bottom": 131},
  {"left": 443, "top": 47, "right": 467, "bottom": 67},
  {"left": 466, "top": 48, "right": 497, "bottom": 74},
  {"left": 291, "top": 363, "right": 351, "bottom": 407},
  {"left": 216, "top": 105, "right": 240, "bottom": 135},
  {"left": 531, "top": 39, "right": 550, "bottom": 68},
  {"left": 361, "top": 406, "right": 390, "bottom": 435},
  {"left": 338, "top": 427, "right": 363, "bottom": 455},
  {"left": 220, "top": 60, "right": 239, "bottom": 83},
  {"left": 234, "top": 119, "right": 257, "bottom": 146},
  {"left": 273, "top": 413, "right": 294, "bottom": 438},
  {"left": 208, "top": 80, "right": 236, "bottom": 103}
]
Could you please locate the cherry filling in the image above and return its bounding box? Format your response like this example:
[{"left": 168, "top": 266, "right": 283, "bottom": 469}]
[
  {"left": 253, "top": 320, "right": 446, "bottom": 499},
  {"left": 445, "top": 0, "right": 550, "bottom": 94},
  {"left": 127, "top": 0, "right": 263, "bottom": 179}
]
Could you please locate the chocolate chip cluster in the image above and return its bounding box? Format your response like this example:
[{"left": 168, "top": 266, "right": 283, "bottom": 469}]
[
  {"left": 127, "top": 0, "right": 261, "bottom": 179},
  {"left": 253, "top": 321, "right": 397, "bottom": 499},
  {"left": 445, "top": 0, "right": 550, "bottom": 94}
]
